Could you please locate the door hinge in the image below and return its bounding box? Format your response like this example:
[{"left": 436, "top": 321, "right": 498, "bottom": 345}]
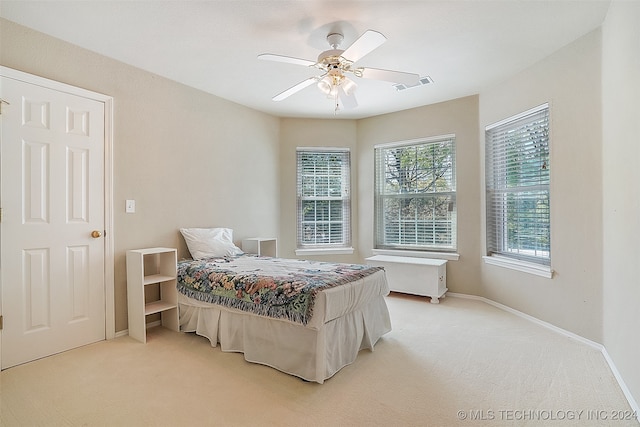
[{"left": 0, "top": 315, "right": 3, "bottom": 330}]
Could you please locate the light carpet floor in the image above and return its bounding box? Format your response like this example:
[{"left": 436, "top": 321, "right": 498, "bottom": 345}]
[{"left": 1, "top": 293, "right": 637, "bottom": 426}]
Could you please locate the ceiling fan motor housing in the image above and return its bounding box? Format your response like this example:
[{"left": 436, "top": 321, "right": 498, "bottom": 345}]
[
  {"left": 317, "top": 49, "right": 345, "bottom": 65},
  {"left": 259, "top": 29, "right": 419, "bottom": 106},
  {"left": 318, "top": 32, "right": 350, "bottom": 74}
]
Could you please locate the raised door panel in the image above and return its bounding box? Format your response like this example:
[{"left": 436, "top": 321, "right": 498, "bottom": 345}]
[{"left": 1, "top": 75, "right": 106, "bottom": 368}]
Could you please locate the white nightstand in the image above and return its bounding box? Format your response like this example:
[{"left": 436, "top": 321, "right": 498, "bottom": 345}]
[
  {"left": 242, "top": 238, "right": 277, "bottom": 257},
  {"left": 126, "top": 247, "right": 179, "bottom": 342}
]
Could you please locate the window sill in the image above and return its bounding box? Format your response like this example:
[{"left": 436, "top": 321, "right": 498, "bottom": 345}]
[
  {"left": 482, "top": 255, "right": 553, "bottom": 279},
  {"left": 296, "top": 247, "right": 354, "bottom": 256},
  {"left": 372, "top": 249, "right": 459, "bottom": 261}
]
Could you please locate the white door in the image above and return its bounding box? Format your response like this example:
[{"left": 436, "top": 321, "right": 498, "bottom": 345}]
[{"left": 0, "top": 75, "right": 106, "bottom": 368}]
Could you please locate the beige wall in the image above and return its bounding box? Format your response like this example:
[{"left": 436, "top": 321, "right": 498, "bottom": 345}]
[
  {"left": 279, "top": 118, "right": 359, "bottom": 263},
  {"left": 2, "top": 9, "right": 639, "bottom": 410},
  {"left": 278, "top": 96, "right": 481, "bottom": 300},
  {"left": 602, "top": 0, "right": 640, "bottom": 409},
  {"left": 1, "top": 19, "right": 281, "bottom": 332},
  {"left": 478, "top": 30, "right": 603, "bottom": 342},
  {"left": 356, "top": 96, "right": 481, "bottom": 295}
]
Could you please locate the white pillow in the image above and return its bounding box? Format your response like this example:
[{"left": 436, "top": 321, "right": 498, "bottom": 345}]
[{"left": 179, "top": 227, "right": 244, "bottom": 260}]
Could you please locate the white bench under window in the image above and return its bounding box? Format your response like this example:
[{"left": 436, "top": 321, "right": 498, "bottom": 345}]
[{"left": 366, "top": 255, "right": 448, "bottom": 303}]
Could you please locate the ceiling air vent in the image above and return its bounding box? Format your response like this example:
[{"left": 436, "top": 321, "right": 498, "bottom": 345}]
[{"left": 394, "top": 76, "right": 434, "bottom": 91}]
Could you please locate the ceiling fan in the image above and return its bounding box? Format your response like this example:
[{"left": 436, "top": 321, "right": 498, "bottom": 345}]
[{"left": 258, "top": 30, "right": 420, "bottom": 111}]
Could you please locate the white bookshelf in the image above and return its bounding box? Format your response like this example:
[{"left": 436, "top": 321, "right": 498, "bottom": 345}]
[{"left": 126, "top": 247, "right": 179, "bottom": 343}]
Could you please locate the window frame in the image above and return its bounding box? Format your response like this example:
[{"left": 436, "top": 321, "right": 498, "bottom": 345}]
[
  {"left": 295, "top": 147, "right": 352, "bottom": 254},
  {"left": 374, "top": 135, "right": 457, "bottom": 253},
  {"left": 484, "top": 103, "right": 553, "bottom": 276}
]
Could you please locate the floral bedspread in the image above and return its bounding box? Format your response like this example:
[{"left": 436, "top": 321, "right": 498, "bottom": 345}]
[{"left": 177, "top": 255, "right": 383, "bottom": 325}]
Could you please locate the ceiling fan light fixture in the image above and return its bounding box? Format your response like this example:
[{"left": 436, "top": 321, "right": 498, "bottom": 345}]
[
  {"left": 260, "top": 29, "right": 421, "bottom": 111},
  {"left": 317, "top": 76, "right": 334, "bottom": 96},
  {"left": 342, "top": 78, "right": 357, "bottom": 96},
  {"left": 317, "top": 75, "right": 349, "bottom": 99}
]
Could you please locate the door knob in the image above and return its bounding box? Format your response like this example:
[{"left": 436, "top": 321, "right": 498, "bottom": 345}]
[{"left": 91, "top": 230, "right": 103, "bottom": 238}]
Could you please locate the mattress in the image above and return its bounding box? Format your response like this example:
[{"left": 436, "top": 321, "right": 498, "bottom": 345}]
[{"left": 176, "top": 256, "right": 391, "bottom": 383}]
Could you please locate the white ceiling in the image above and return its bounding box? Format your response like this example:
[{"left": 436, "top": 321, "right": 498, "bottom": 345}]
[{"left": 1, "top": 1, "right": 611, "bottom": 119}]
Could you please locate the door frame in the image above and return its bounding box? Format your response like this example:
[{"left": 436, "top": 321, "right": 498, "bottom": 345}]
[{"left": 0, "top": 66, "right": 115, "bottom": 354}]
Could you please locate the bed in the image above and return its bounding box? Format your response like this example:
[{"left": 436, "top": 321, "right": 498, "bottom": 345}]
[{"left": 176, "top": 227, "right": 392, "bottom": 383}]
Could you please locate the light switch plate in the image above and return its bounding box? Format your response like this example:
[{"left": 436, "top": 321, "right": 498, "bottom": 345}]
[{"left": 125, "top": 199, "right": 136, "bottom": 213}]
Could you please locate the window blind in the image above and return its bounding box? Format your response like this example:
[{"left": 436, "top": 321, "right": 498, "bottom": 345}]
[
  {"left": 374, "top": 136, "right": 457, "bottom": 251},
  {"left": 296, "top": 149, "right": 351, "bottom": 249},
  {"left": 485, "top": 104, "right": 550, "bottom": 265}
]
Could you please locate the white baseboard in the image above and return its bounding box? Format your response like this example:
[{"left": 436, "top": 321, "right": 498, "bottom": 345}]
[
  {"left": 447, "top": 293, "right": 601, "bottom": 348},
  {"left": 146, "top": 320, "right": 162, "bottom": 329},
  {"left": 112, "top": 292, "right": 638, "bottom": 417},
  {"left": 601, "top": 347, "right": 640, "bottom": 418},
  {"left": 447, "top": 292, "right": 639, "bottom": 417},
  {"left": 113, "top": 320, "right": 162, "bottom": 339}
]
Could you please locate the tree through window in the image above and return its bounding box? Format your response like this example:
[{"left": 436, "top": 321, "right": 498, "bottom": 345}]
[
  {"left": 485, "top": 104, "right": 551, "bottom": 266},
  {"left": 296, "top": 149, "right": 351, "bottom": 249},
  {"left": 374, "top": 136, "right": 457, "bottom": 251}
]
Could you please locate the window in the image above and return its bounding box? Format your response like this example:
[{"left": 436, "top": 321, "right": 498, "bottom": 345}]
[
  {"left": 374, "top": 135, "right": 457, "bottom": 252},
  {"left": 296, "top": 148, "right": 351, "bottom": 250},
  {"left": 485, "top": 104, "right": 550, "bottom": 267}
]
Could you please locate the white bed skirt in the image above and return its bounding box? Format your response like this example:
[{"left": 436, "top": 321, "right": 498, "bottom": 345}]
[{"left": 178, "top": 272, "right": 392, "bottom": 383}]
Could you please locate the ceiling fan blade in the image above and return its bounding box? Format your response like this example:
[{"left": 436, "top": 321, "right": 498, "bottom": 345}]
[
  {"left": 258, "top": 53, "right": 316, "bottom": 67},
  {"left": 342, "top": 30, "right": 387, "bottom": 63},
  {"left": 338, "top": 86, "right": 358, "bottom": 110},
  {"left": 359, "top": 67, "right": 420, "bottom": 86},
  {"left": 272, "top": 77, "right": 318, "bottom": 101}
]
